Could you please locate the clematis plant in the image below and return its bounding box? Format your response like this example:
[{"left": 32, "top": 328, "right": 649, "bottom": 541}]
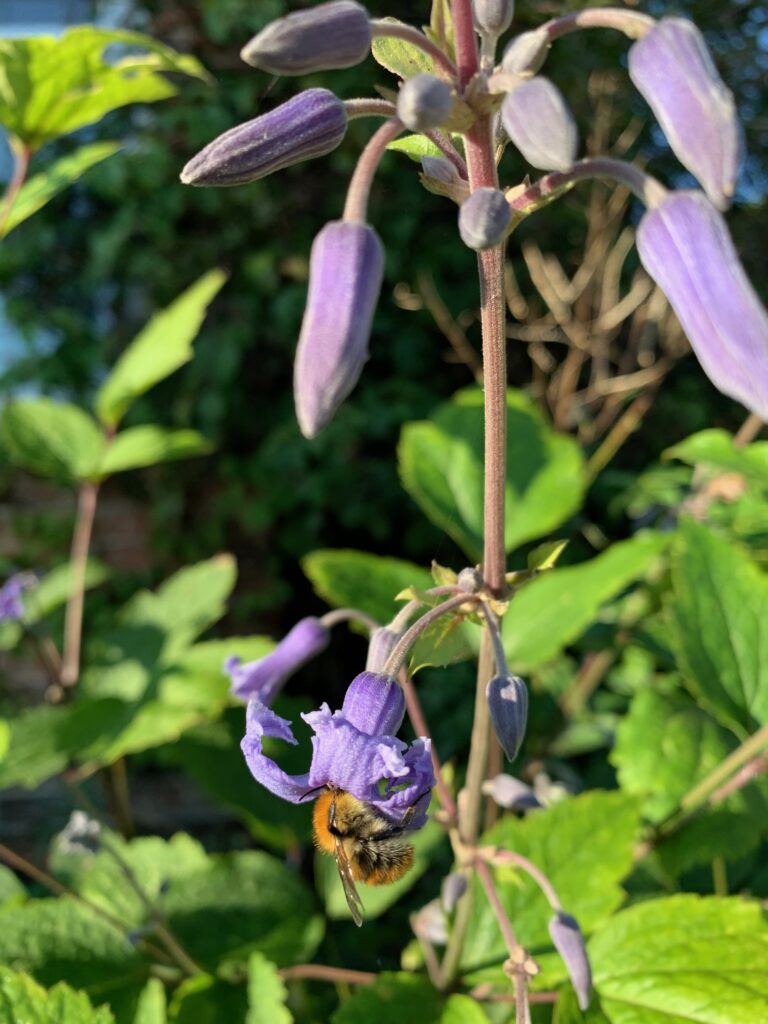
[{"left": 183, "top": 0, "right": 766, "bottom": 1017}]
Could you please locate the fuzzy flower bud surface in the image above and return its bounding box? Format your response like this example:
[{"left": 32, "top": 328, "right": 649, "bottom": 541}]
[
  {"left": 459, "top": 187, "right": 512, "bottom": 250},
  {"left": 473, "top": 0, "right": 514, "bottom": 39},
  {"left": 486, "top": 673, "right": 528, "bottom": 761},
  {"left": 549, "top": 911, "right": 592, "bottom": 1011},
  {"left": 501, "top": 28, "right": 550, "bottom": 75},
  {"left": 397, "top": 74, "right": 453, "bottom": 132},
  {"left": 501, "top": 77, "right": 578, "bottom": 171}
]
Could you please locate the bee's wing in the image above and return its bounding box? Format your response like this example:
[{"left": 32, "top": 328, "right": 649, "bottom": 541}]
[{"left": 334, "top": 836, "right": 365, "bottom": 928}]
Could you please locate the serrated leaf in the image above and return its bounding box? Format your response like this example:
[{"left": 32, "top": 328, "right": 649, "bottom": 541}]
[
  {"left": 399, "top": 389, "right": 584, "bottom": 561},
  {"left": 0, "top": 966, "right": 115, "bottom": 1024},
  {"left": 372, "top": 19, "right": 436, "bottom": 78},
  {"left": 0, "top": 28, "right": 207, "bottom": 148},
  {"left": 589, "top": 895, "right": 768, "bottom": 1023},
  {"left": 502, "top": 532, "right": 668, "bottom": 671},
  {"left": 95, "top": 270, "right": 226, "bottom": 427},
  {"left": 664, "top": 429, "right": 768, "bottom": 484},
  {"left": 668, "top": 519, "right": 768, "bottom": 732},
  {"left": 1, "top": 398, "right": 105, "bottom": 482},
  {"left": 2, "top": 142, "right": 120, "bottom": 236},
  {"left": 331, "top": 974, "right": 442, "bottom": 1024},
  {"left": 132, "top": 979, "right": 166, "bottom": 1024},
  {"left": 98, "top": 426, "right": 213, "bottom": 476},
  {"left": 247, "top": 953, "right": 292, "bottom": 1024},
  {"left": 462, "top": 792, "right": 641, "bottom": 973}
]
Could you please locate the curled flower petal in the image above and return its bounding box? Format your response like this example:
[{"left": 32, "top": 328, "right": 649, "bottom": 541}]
[
  {"left": 637, "top": 191, "right": 768, "bottom": 419},
  {"left": 549, "top": 911, "right": 592, "bottom": 1011},
  {"left": 241, "top": 701, "right": 313, "bottom": 803},
  {"left": 241, "top": 0, "right": 371, "bottom": 75},
  {"left": 181, "top": 89, "right": 347, "bottom": 187},
  {"left": 487, "top": 674, "right": 528, "bottom": 762},
  {"left": 225, "top": 617, "right": 330, "bottom": 702},
  {"left": 397, "top": 73, "right": 453, "bottom": 132},
  {"left": 501, "top": 77, "right": 578, "bottom": 172},
  {"left": 294, "top": 220, "right": 384, "bottom": 438},
  {"left": 629, "top": 18, "right": 743, "bottom": 210},
  {"left": 458, "top": 187, "right": 512, "bottom": 251},
  {"left": 341, "top": 671, "right": 405, "bottom": 735}
]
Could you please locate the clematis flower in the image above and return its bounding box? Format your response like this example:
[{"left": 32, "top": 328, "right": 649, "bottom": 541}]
[
  {"left": 294, "top": 220, "right": 384, "bottom": 438},
  {"left": 0, "top": 574, "right": 30, "bottom": 622},
  {"left": 629, "top": 18, "right": 743, "bottom": 211},
  {"left": 225, "top": 616, "right": 330, "bottom": 703},
  {"left": 636, "top": 191, "right": 768, "bottom": 420},
  {"left": 501, "top": 77, "right": 578, "bottom": 172},
  {"left": 241, "top": 670, "right": 435, "bottom": 826}
]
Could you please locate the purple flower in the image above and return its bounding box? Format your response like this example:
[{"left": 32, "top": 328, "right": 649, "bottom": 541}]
[
  {"left": 294, "top": 220, "right": 384, "bottom": 438},
  {"left": 241, "top": 670, "right": 434, "bottom": 826},
  {"left": 501, "top": 77, "right": 578, "bottom": 172},
  {"left": 180, "top": 89, "right": 348, "bottom": 187},
  {"left": 637, "top": 191, "right": 768, "bottom": 420},
  {"left": 486, "top": 674, "right": 528, "bottom": 762},
  {"left": 225, "top": 617, "right": 330, "bottom": 702},
  {"left": 629, "top": 18, "right": 743, "bottom": 211},
  {"left": 549, "top": 911, "right": 592, "bottom": 1011},
  {"left": 0, "top": 574, "right": 30, "bottom": 622},
  {"left": 458, "top": 187, "right": 512, "bottom": 251},
  {"left": 241, "top": 1, "right": 371, "bottom": 76}
]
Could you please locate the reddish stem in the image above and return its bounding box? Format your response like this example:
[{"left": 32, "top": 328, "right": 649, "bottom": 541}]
[
  {"left": 450, "top": 0, "right": 480, "bottom": 87},
  {"left": 0, "top": 143, "right": 31, "bottom": 236}
]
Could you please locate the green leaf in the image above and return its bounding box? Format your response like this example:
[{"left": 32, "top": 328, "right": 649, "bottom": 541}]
[
  {"left": 247, "top": 953, "right": 292, "bottom": 1024},
  {"left": 0, "top": 721, "right": 9, "bottom": 763},
  {"left": 440, "top": 995, "right": 489, "bottom": 1024},
  {"left": 331, "top": 974, "right": 442, "bottom": 1024},
  {"left": 589, "top": 895, "right": 768, "bottom": 1023},
  {"left": 399, "top": 389, "right": 584, "bottom": 561},
  {"left": 371, "top": 19, "right": 436, "bottom": 78},
  {"left": 0, "top": 865, "right": 26, "bottom": 907},
  {"left": 302, "top": 549, "right": 433, "bottom": 624},
  {"left": 132, "top": 979, "right": 166, "bottom": 1024},
  {"left": 0, "top": 966, "right": 115, "bottom": 1024},
  {"left": 0, "top": 28, "right": 207, "bottom": 148},
  {"left": 98, "top": 426, "right": 213, "bottom": 476},
  {"left": 462, "top": 792, "right": 641, "bottom": 973},
  {"left": 527, "top": 539, "right": 569, "bottom": 571},
  {"left": 388, "top": 135, "right": 446, "bottom": 163},
  {"left": 1, "top": 398, "right": 105, "bottom": 482},
  {"left": 95, "top": 270, "right": 227, "bottom": 428},
  {"left": 668, "top": 519, "right": 768, "bottom": 732},
  {"left": 169, "top": 975, "right": 246, "bottom": 1024},
  {"left": 0, "top": 704, "right": 72, "bottom": 788},
  {"left": 502, "top": 532, "right": 668, "bottom": 671},
  {"left": 2, "top": 142, "right": 120, "bottom": 236},
  {"left": 554, "top": 989, "right": 611, "bottom": 1024},
  {"left": 664, "top": 428, "right": 768, "bottom": 484}
]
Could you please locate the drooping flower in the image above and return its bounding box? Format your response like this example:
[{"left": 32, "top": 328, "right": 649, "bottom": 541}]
[
  {"left": 629, "top": 17, "right": 743, "bottom": 211},
  {"left": 180, "top": 89, "right": 348, "bottom": 187},
  {"left": 501, "top": 77, "right": 578, "bottom": 172},
  {"left": 225, "top": 617, "right": 330, "bottom": 702},
  {"left": 397, "top": 74, "right": 454, "bottom": 132},
  {"left": 294, "top": 220, "right": 384, "bottom": 438},
  {"left": 486, "top": 673, "right": 529, "bottom": 761},
  {"left": 241, "top": 670, "right": 434, "bottom": 826},
  {"left": 636, "top": 190, "right": 768, "bottom": 420},
  {"left": 0, "top": 574, "right": 30, "bottom": 622},
  {"left": 458, "top": 187, "right": 512, "bottom": 250},
  {"left": 241, "top": 0, "right": 371, "bottom": 76},
  {"left": 549, "top": 911, "right": 592, "bottom": 1011}
]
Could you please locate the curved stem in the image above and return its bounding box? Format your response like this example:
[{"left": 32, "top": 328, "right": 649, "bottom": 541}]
[
  {"left": 370, "top": 19, "right": 459, "bottom": 80},
  {"left": 399, "top": 668, "right": 458, "bottom": 822},
  {"left": 544, "top": 8, "right": 654, "bottom": 42},
  {"left": 61, "top": 481, "right": 99, "bottom": 689},
  {"left": 509, "top": 157, "right": 667, "bottom": 211},
  {"left": 389, "top": 583, "right": 465, "bottom": 634},
  {"left": 0, "top": 143, "right": 31, "bottom": 237},
  {"left": 279, "top": 964, "right": 376, "bottom": 985},
  {"left": 383, "top": 593, "right": 475, "bottom": 677},
  {"left": 320, "top": 607, "right": 380, "bottom": 633},
  {"left": 343, "top": 118, "right": 404, "bottom": 223},
  {"left": 487, "top": 849, "right": 563, "bottom": 911},
  {"left": 344, "top": 100, "right": 467, "bottom": 178}
]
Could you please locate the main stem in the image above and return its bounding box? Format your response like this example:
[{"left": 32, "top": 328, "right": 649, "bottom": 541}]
[{"left": 61, "top": 481, "right": 99, "bottom": 688}]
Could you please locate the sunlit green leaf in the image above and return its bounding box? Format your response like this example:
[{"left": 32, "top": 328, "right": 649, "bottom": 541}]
[
  {"left": 0, "top": 966, "right": 115, "bottom": 1024},
  {"left": 247, "top": 952, "right": 292, "bottom": 1024},
  {"left": 1, "top": 398, "right": 105, "bottom": 482},
  {"left": 372, "top": 19, "right": 435, "bottom": 78},
  {"left": 98, "top": 426, "right": 213, "bottom": 476}
]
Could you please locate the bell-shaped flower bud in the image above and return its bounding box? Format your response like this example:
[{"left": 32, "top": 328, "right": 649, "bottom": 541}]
[
  {"left": 629, "top": 18, "right": 743, "bottom": 211},
  {"left": 482, "top": 773, "right": 541, "bottom": 812},
  {"left": 241, "top": 0, "right": 371, "bottom": 75},
  {"left": 487, "top": 674, "right": 528, "bottom": 762},
  {"left": 549, "top": 912, "right": 592, "bottom": 1011},
  {"left": 501, "top": 28, "right": 550, "bottom": 75},
  {"left": 501, "top": 77, "right": 578, "bottom": 171},
  {"left": 637, "top": 191, "right": 768, "bottom": 420},
  {"left": 397, "top": 74, "right": 454, "bottom": 132},
  {"left": 473, "top": 0, "right": 514, "bottom": 39},
  {"left": 225, "top": 617, "right": 330, "bottom": 702},
  {"left": 441, "top": 871, "right": 468, "bottom": 913},
  {"left": 421, "top": 155, "right": 459, "bottom": 185},
  {"left": 181, "top": 89, "right": 347, "bottom": 187},
  {"left": 456, "top": 566, "right": 484, "bottom": 593},
  {"left": 365, "top": 627, "right": 401, "bottom": 673},
  {"left": 412, "top": 899, "right": 448, "bottom": 944},
  {"left": 341, "top": 671, "right": 405, "bottom": 736},
  {"left": 459, "top": 187, "right": 512, "bottom": 251},
  {"left": 294, "top": 220, "right": 384, "bottom": 438}
]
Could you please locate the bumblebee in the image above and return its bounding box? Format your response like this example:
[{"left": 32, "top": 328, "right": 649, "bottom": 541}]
[{"left": 312, "top": 788, "right": 416, "bottom": 927}]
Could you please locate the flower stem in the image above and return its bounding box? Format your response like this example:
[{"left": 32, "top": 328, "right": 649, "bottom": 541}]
[
  {"left": 320, "top": 607, "right": 381, "bottom": 632},
  {"left": 61, "top": 481, "right": 99, "bottom": 689},
  {"left": 279, "top": 964, "right": 376, "bottom": 985},
  {"left": 383, "top": 593, "right": 476, "bottom": 676},
  {"left": 508, "top": 157, "right": 666, "bottom": 211},
  {"left": 450, "top": 0, "right": 480, "bottom": 87},
  {"left": 543, "top": 8, "right": 654, "bottom": 42},
  {"left": 343, "top": 118, "right": 404, "bottom": 223},
  {"left": 0, "top": 143, "right": 31, "bottom": 237},
  {"left": 400, "top": 668, "right": 458, "bottom": 822},
  {"left": 369, "top": 19, "right": 459, "bottom": 79}
]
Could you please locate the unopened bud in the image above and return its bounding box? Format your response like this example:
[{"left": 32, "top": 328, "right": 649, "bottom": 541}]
[
  {"left": 421, "top": 155, "right": 460, "bottom": 185},
  {"left": 241, "top": 1, "right": 371, "bottom": 75},
  {"left": 473, "top": 0, "right": 514, "bottom": 38},
  {"left": 412, "top": 899, "right": 448, "bottom": 944},
  {"left": 459, "top": 187, "right": 512, "bottom": 250},
  {"left": 501, "top": 77, "right": 578, "bottom": 171},
  {"left": 181, "top": 89, "right": 347, "bottom": 186},
  {"left": 441, "top": 872, "right": 468, "bottom": 913},
  {"left": 365, "top": 627, "right": 401, "bottom": 673},
  {"left": 549, "top": 912, "right": 592, "bottom": 1011},
  {"left": 397, "top": 74, "right": 454, "bottom": 132},
  {"left": 456, "top": 567, "right": 484, "bottom": 593},
  {"left": 501, "top": 28, "right": 550, "bottom": 75},
  {"left": 482, "top": 773, "right": 541, "bottom": 812},
  {"left": 486, "top": 674, "right": 528, "bottom": 761}
]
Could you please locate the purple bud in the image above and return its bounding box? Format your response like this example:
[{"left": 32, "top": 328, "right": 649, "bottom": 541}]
[
  {"left": 241, "top": 1, "right": 371, "bottom": 75},
  {"left": 501, "top": 28, "right": 550, "bottom": 75},
  {"left": 637, "top": 191, "right": 768, "bottom": 420},
  {"left": 501, "top": 77, "right": 578, "bottom": 171},
  {"left": 341, "top": 671, "right": 405, "bottom": 735},
  {"left": 0, "top": 573, "right": 31, "bottom": 622},
  {"left": 549, "top": 912, "right": 592, "bottom": 1011},
  {"left": 365, "top": 627, "right": 401, "bottom": 673},
  {"left": 420, "top": 155, "right": 461, "bottom": 186},
  {"left": 629, "top": 18, "right": 743, "bottom": 211},
  {"left": 441, "top": 871, "right": 468, "bottom": 912},
  {"left": 397, "top": 74, "right": 454, "bottom": 132},
  {"left": 458, "top": 187, "right": 512, "bottom": 251},
  {"left": 412, "top": 899, "right": 448, "bottom": 944},
  {"left": 481, "top": 773, "right": 541, "bottom": 812},
  {"left": 473, "top": 0, "right": 514, "bottom": 38},
  {"left": 294, "top": 220, "right": 384, "bottom": 438},
  {"left": 486, "top": 674, "right": 528, "bottom": 762},
  {"left": 181, "top": 89, "right": 347, "bottom": 187},
  {"left": 225, "top": 617, "right": 330, "bottom": 702}
]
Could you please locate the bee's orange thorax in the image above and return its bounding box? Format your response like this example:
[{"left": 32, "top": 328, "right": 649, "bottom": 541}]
[{"left": 312, "top": 790, "right": 336, "bottom": 854}]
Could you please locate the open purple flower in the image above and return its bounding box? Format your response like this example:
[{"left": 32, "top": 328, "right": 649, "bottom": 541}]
[
  {"left": 225, "top": 616, "right": 330, "bottom": 702},
  {"left": 241, "top": 670, "right": 434, "bottom": 826},
  {"left": 0, "top": 574, "right": 30, "bottom": 622},
  {"left": 637, "top": 191, "right": 768, "bottom": 420}
]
